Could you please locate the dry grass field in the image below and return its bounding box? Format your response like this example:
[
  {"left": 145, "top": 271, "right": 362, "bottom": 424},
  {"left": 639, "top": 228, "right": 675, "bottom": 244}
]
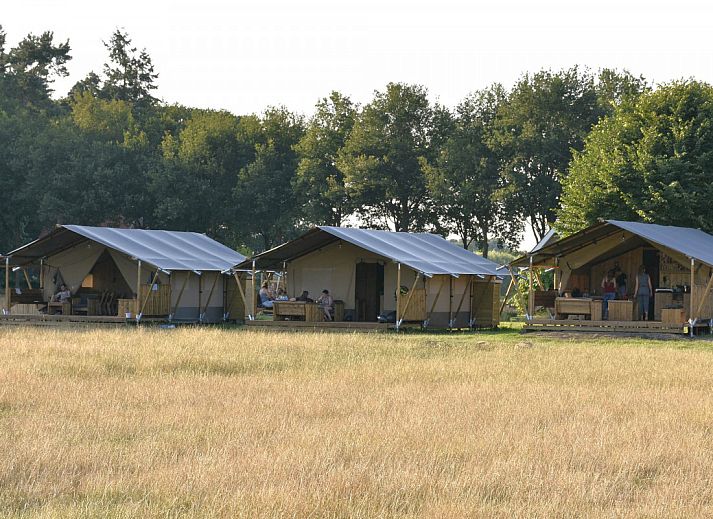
[{"left": 2, "top": 325, "right": 713, "bottom": 518}]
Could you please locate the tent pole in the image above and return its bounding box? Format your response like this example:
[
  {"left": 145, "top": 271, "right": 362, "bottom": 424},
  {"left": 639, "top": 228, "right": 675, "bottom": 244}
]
[
  {"left": 395, "top": 263, "right": 401, "bottom": 331},
  {"left": 200, "top": 272, "right": 219, "bottom": 323},
  {"left": 135, "top": 259, "right": 142, "bottom": 322},
  {"left": 39, "top": 259, "right": 44, "bottom": 289},
  {"left": 4, "top": 257, "right": 10, "bottom": 315},
  {"left": 22, "top": 268, "right": 32, "bottom": 289},
  {"left": 233, "top": 272, "right": 249, "bottom": 321},
  {"left": 448, "top": 275, "right": 453, "bottom": 329},
  {"left": 171, "top": 271, "right": 190, "bottom": 321},
  {"left": 528, "top": 256, "right": 534, "bottom": 320}
]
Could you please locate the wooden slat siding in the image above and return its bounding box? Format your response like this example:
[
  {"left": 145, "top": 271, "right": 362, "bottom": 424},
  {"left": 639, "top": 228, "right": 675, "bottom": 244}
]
[
  {"left": 226, "top": 274, "right": 246, "bottom": 321},
  {"left": 138, "top": 284, "right": 171, "bottom": 316},
  {"left": 472, "top": 280, "right": 500, "bottom": 328},
  {"left": 398, "top": 288, "right": 426, "bottom": 321}
]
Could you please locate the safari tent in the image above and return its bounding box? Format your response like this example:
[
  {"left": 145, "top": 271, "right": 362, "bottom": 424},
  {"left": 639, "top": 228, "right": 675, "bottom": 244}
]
[
  {"left": 234, "top": 226, "right": 503, "bottom": 329},
  {"left": 2, "top": 225, "right": 246, "bottom": 323},
  {"left": 511, "top": 220, "right": 713, "bottom": 334}
]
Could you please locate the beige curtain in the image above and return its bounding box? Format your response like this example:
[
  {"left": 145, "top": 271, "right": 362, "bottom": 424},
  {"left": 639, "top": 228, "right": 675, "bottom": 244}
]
[{"left": 45, "top": 242, "right": 105, "bottom": 295}]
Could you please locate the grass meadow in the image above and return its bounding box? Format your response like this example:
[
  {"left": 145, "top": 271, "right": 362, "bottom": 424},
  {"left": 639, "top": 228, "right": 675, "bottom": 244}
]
[{"left": 2, "top": 325, "right": 713, "bottom": 517}]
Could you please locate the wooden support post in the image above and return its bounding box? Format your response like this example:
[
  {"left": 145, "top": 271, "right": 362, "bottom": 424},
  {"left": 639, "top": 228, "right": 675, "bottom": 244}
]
[
  {"left": 251, "top": 260, "right": 257, "bottom": 320},
  {"left": 233, "top": 272, "right": 249, "bottom": 320},
  {"left": 4, "top": 257, "right": 10, "bottom": 315},
  {"left": 694, "top": 270, "right": 713, "bottom": 319},
  {"left": 198, "top": 273, "right": 202, "bottom": 321},
  {"left": 138, "top": 270, "right": 161, "bottom": 320},
  {"left": 171, "top": 271, "right": 191, "bottom": 320},
  {"left": 200, "top": 272, "right": 219, "bottom": 322},
  {"left": 690, "top": 258, "right": 696, "bottom": 320},
  {"left": 22, "top": 268, "right": 32, "bottom": 289},
  {"left": 528, "top": 256, "right": 534, "bottom": 320},
  {"left": 40, "top": 259, "right": 44, "bottom": 289},
  {"left": 553, "top": 257, "right": 559, "bottom": 292},
  {"left": 448, "top": 275, "right": 454, "bottom": 329},
  {"left": 395, "top": 263, "right": 402, "bottom": 330},
  {"left": 452, "top": 275, "right": 474, "bottom": 329},
  {"left": 398, "top": 271, "right": 421, "bottom": 328},
  {"left": 425, "top": 276, "right": 445, "bottom": 327},
  {"left": 135, "top": 259, "right": 141, "bottom": 320},
  {"left": 468, "top": 275, "right": 475, "bottom": 328}
]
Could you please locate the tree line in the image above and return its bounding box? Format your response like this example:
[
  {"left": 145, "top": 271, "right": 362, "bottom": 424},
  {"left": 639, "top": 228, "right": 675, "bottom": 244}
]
[{"left": 3, "top": 26, "right": 711, "bottom": 258}]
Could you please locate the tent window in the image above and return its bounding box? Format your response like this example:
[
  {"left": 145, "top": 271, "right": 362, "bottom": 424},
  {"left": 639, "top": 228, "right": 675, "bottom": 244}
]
[{"left": 81, "top": 274, "right": 94, "bottom": 288}]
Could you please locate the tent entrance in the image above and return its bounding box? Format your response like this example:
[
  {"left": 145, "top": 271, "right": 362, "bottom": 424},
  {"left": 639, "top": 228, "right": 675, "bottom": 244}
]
[
  {"left": 355, "top": 262, "right": 383, "bottom": 322},
  {"left": 76, "top": 250, "right": 133, "bottom": 315}
]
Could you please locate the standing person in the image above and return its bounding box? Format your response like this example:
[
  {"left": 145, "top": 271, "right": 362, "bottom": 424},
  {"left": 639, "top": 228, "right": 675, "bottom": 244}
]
[
  {"left": 613, "top": 263, "right": 628, "bottom": 299},
  {"left": 634, "top": 265, "right": 653, "bottom": 321},
  {"left": 601, "top": 270, "right": 617, "bottom": 319}
]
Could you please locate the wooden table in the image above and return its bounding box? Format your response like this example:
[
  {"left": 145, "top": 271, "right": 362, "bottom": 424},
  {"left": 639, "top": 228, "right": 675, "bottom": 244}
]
[
  {"left": 555, "top": 298, "right": 592, "bottom": 319},
  {"left": 608, "top": 300, "right": 634, "bottom": 321},
  {"left": 47, "top": 301, "right": 71, "bottom": 315},
  {"left": 273, "top": 301, "right": 323, "bottom": 322}
]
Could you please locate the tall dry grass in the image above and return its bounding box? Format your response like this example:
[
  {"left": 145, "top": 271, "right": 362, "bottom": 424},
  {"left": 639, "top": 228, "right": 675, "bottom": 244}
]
[{"left": 1, "top": 326, "right": 713, "bottom": 517}]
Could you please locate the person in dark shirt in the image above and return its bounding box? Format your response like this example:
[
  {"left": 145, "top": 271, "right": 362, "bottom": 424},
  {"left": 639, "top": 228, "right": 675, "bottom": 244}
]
[{"left": 296, "top": 290, "right": 313, "bottom": 303}]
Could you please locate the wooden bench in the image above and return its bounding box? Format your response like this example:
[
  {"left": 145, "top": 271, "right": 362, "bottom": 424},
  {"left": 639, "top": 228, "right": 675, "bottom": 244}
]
[{"left": 273, "top": 301, "right": 323, "bottom": 322}]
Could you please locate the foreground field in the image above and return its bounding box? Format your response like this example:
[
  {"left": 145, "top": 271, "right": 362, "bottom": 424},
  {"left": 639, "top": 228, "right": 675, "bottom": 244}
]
[{"left": 2, "top": 327, "right": 713, "bottom": 517}]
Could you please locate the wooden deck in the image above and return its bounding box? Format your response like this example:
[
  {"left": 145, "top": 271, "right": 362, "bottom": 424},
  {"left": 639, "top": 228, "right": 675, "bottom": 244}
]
[
  {"left": 246, "top": 320, "right": 392, "bottom": 331},
  {"left": 0, "top": 313, "right": 165, "bottom": 326},
  {"left": 524, "top": 318, "right": 707, "bottom": 335}
]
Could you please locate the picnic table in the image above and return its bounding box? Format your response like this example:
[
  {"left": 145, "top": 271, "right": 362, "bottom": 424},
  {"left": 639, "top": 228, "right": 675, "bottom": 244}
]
[{"left": 273, "top": 301, "right": 324, "bottom": 322}]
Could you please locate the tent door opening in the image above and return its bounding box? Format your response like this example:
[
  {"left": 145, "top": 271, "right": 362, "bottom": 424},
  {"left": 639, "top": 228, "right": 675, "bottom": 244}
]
[{"left": 355, "top": 262, "right": 383, "bottom": 322}]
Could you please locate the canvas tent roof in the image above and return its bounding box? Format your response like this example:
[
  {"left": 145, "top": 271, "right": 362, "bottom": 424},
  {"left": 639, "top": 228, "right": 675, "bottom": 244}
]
[
  {"left": 511, "top": 220, "right": 713, "bottom": 269},
  {"left": 4, "top": 225, "right": 245, "bottom": 272},
  {"left": 235, "top": 226, "right": 502, "bottom": 277}
]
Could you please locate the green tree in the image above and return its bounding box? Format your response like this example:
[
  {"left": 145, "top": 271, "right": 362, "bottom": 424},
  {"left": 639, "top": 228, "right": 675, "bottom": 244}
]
[
  {"left": 424, "top": 85, "right": 520, "bottom": 256},
  {"left": 294, "top": 92, "right": 357, "bottom": 226},
  {"left": 0, "top": 26, "right": 71, "bottom": 108},
  {"left": 558, "top": 80, "right": 713, "bottom": 235},
  {"left": 338, "top": 83, "right": 444, "bottom": 231},
  {"left": 233, "top": 107, "right": 306, "bottom": 250},
  {"left": 497, "top": 67, "right": 604, "bottom": 241},
  {"left": 101, "top": 29, "right": 158, "bottom": 106},
  {"left": 151, "top": 110, "right": 262, "bottom": 241}
]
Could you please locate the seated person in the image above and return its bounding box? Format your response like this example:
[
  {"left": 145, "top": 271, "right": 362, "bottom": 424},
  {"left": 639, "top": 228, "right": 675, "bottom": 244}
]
[
  {"left": 316, "top": 289, "right": 334, "bottom": 320},
  {"left": 296, "top": 290, "right": 314, "bottom": 302},
  {"left": 275, "top": 288, "right": 289, "bottom": 301},
  {"left": 51, "top": 284, "right": 72, "bottom": 303},
  {"left": 258, "top": 282, "right": 275, "bottom": 308}
]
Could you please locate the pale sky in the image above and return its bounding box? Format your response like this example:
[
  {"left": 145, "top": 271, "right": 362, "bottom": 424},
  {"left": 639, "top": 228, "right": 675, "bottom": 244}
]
[{"left": 5, "top": 0, "right": 713, "bottom": 249}]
